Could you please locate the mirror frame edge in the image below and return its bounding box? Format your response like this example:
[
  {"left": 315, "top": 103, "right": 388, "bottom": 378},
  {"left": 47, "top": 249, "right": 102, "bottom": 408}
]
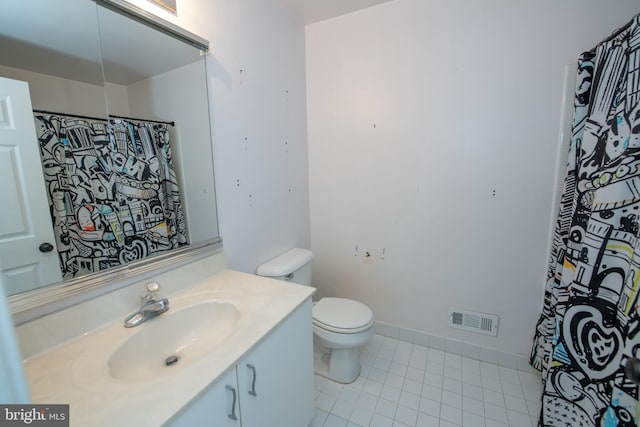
[{"left": 95, "top": 0, "right": 209, "bottom": 52}]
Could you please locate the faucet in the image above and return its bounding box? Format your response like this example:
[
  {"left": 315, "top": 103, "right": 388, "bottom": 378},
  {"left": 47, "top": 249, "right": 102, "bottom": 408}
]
[{"left": 124, "top": 282, "right": 169, "bottom": 328}]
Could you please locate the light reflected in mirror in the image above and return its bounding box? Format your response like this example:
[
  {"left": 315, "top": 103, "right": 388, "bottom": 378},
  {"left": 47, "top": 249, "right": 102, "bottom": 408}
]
[{"left": 0, "top": 0, "right": 218, "bottom": 302}]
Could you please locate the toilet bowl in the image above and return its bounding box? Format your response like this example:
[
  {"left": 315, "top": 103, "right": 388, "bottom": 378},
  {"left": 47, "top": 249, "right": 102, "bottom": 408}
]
[
  {"left": 312, "top": 297, "right": 374, "bottom": 383},
  {"left": 256, "top": 248, "right": 374, "bottom": 384}
]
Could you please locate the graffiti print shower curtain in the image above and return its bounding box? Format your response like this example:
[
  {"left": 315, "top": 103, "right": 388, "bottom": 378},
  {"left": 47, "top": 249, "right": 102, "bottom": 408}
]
[
  {"left": 530, "top": 15, "right": 640, "bottom": 427},
  {"left": 34, "top": 113, "right": 188, "bottom": 279}
]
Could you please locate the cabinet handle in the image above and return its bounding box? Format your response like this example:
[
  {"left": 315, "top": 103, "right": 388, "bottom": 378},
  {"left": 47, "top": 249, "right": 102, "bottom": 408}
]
[
  {"left": 247, "top": 364, "right": 257, "bottom": 396},
  {"left": 225, "top": 385, "right": 238, "bottom": 421}
]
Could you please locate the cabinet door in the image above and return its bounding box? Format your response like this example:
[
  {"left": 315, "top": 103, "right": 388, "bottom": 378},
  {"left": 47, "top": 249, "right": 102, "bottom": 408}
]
[
  {"left": 237, "top": 299, "right": 314, "bottom": 427},
  {"left": 164, "top": 367, "right": 241, "bottom": 427}
]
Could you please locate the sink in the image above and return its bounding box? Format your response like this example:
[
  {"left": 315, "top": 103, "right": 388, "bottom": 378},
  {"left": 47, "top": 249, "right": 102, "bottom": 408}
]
[{"left": 108, "top": 301, "right": 240, "bottom": 381}]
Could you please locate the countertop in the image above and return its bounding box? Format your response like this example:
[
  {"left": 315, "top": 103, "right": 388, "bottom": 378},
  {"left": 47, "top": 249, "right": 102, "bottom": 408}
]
[{"left": 23, "top": 269, "right": 315, "bottom": 427}]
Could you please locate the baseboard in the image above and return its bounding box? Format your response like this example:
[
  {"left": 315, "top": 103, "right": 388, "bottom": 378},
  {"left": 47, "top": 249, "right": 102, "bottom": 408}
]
[{"left": 372, "top": 321, "right": 540, "bottom": 376}]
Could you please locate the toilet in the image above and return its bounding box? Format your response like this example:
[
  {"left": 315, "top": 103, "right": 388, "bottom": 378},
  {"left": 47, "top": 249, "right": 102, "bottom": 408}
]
[{"left": 257, "top": 248, "right": 374, "bottom": 384}]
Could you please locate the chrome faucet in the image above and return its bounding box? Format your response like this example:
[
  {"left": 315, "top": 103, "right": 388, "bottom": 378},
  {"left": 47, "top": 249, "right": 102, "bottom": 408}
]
[{"left": 124, "top": 282, "right": 169, "bottom": 328}]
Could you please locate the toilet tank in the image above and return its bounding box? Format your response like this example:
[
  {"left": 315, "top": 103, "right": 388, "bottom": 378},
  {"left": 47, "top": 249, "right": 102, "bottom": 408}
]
[{"left": 256, "top": 248, "right": 313, "bottom": 285}]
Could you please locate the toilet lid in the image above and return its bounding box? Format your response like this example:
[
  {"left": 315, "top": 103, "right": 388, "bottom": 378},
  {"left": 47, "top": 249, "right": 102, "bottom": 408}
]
[{"left": 313, "top": 297, "right": 374, "bottom": 333}]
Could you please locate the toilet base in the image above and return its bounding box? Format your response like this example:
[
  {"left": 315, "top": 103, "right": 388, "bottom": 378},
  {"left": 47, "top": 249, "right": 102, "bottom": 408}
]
[{"left": 313, "top": 339, "right": 362, "bottom": 384}]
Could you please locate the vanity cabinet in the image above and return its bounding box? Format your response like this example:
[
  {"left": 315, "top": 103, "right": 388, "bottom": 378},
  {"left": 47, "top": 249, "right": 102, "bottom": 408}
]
[
  {"left": 236, "top": 298, "right": 314, "bottom": 426},
  {"left": 166, "top": 368, "right": 241, "bottom": 427},
  {"left": 166, "top": 299, "right": 314, "bottom": 427}
]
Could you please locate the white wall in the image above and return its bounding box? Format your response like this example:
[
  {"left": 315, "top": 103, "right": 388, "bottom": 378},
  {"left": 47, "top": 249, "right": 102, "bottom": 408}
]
[
  {"left": 127, "top": 61, "right": 218, "bottom": 245},
  {"left": 124, "top": 0, "right": 311, "bottom": 274},
  {"left": 306, "top": 0, "right": 640, "bottom": 356}
]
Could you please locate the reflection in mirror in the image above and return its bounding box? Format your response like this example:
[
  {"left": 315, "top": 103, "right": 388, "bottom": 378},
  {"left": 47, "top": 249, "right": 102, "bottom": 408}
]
[
  {"left": 97, "top": 4, "right": 218, "bottom": 270},
  {"left": 0, "top": 0, "right": 106, "bottom": 116},
  {"left": 0, "top": 0, "right": 219, "bottom": 317},
  {"left": 0, "top": 0, "right": 105, "bottom": 295}
]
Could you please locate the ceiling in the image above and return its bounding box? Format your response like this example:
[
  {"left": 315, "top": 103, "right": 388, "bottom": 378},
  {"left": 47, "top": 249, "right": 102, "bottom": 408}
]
[{"left": 276, "top": 0, "right": 394, "bottom": 25}]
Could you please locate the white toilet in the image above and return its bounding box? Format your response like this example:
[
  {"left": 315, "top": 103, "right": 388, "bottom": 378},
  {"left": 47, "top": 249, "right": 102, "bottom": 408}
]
[{"left": 257, "top": 248, "right": 374, "bottom": 384}]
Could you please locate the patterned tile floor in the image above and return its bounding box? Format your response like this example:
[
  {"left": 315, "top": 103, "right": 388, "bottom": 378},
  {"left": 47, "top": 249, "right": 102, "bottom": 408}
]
[{"left": 311, "top": 334, "right": 542, "bottom": 427}]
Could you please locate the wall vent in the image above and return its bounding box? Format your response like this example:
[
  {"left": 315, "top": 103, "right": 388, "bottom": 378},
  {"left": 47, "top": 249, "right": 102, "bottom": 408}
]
[{"left": 448, "top": 307, "right": 499, "bottom": 336}]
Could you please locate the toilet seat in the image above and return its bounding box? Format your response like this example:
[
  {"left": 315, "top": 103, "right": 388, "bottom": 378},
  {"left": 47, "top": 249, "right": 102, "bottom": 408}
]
[{"left": 312, "top": 297, "right": 374, "bottom": 334}]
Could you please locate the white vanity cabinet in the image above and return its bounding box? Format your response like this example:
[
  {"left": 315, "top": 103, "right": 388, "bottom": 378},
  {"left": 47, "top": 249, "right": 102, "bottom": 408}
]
[
  {"left": 166, "top": 368, "right": 241, "bottom": 427},
  {"left": 166, "top": 299, "right": 314, "bottom": 427},
  {"left": 236, "top": 298, "right": 314, "bottom": 427}
]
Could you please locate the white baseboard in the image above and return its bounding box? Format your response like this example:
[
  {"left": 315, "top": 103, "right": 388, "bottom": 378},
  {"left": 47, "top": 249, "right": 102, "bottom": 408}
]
[{"left": 373, "top": 320, "right": 540, "bottom": 376}]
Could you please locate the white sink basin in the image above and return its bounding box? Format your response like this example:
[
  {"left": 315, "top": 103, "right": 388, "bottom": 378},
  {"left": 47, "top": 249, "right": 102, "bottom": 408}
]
[{"left": 108, "top": 301, "right": 240, "bottom": 381}]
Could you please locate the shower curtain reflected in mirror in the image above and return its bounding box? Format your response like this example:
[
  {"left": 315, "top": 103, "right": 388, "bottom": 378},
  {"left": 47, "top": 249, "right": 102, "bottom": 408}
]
[
  {"left": 530, "top": 14, "right": 640, "bottom": 427},
  {"left": 35, "top": 113, "right": 188, "bottom": 279}
]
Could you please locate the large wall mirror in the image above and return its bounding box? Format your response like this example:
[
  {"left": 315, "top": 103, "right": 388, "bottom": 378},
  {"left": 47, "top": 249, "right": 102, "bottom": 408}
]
[{"left": 0, "top": 0, "right": 220, "bottom": 321}]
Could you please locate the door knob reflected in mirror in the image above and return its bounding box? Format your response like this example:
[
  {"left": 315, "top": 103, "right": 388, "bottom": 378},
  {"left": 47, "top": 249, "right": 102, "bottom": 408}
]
[{"left": 39, "top": 242, "right": 54, "bottom": 253}]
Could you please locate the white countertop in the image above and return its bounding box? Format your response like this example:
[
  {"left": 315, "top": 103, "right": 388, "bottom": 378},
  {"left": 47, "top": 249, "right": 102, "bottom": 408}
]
[{"left": 23, "top": 269, "right": 315, "bottom": 427}]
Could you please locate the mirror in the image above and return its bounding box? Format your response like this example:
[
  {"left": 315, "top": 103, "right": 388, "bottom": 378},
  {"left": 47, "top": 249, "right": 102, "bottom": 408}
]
[{"left": 0, "top": 0, "right": 219, "bottom": 318}]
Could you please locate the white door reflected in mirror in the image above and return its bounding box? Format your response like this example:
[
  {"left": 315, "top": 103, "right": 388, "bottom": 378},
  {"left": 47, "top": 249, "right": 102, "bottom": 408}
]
[{"left": 0, "top": 76, "right": 62, "bottom": 295}]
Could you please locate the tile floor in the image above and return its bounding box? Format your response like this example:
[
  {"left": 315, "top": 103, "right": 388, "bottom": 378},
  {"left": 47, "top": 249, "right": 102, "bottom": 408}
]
[{"left": 311, "top": 334, "right": 542, "bottom": 427}]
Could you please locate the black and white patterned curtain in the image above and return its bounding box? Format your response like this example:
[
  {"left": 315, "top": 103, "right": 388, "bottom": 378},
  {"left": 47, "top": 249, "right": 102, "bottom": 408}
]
[
  {"left": 34, "top": 113, "right": 188, "bottom": 279},
  {"left": 530, "top": 15, "right": 640, "bottom": 427}
]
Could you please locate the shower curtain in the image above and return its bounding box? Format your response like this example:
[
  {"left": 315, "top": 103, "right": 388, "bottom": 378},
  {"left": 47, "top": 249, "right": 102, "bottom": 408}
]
[
  {"left": 34, "top": 113, "right": 188, "bottom": 279},
  {"left": 530, "top": 15, "right": 640, "bottom": 426}
]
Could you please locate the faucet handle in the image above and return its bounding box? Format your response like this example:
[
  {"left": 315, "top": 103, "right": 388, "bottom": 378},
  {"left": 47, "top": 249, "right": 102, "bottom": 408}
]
[
  {"left": 146, "top": 282, "right": 161, "bottom": 293},
  {"left": 141, "top": 282, "right": 162, "bottom": 303}
]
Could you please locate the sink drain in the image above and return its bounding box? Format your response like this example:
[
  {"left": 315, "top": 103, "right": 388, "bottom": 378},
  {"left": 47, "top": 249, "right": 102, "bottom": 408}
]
[{"left": 165, "top": 355, "right": 180, "bottom": 367}]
